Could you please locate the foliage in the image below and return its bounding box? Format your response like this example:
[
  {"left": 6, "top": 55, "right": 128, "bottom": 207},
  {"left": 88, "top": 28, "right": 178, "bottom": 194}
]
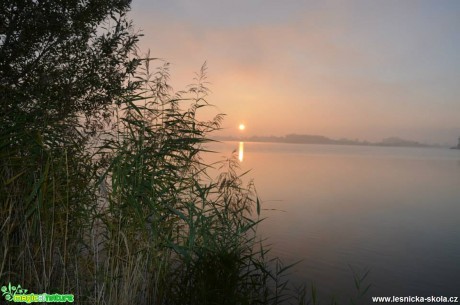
[
  {"left": 0, "top": 0, "right": 140, "bottom": 144},
  {"left": 1, "top": 2, "right": 139, "bottom": 298}
]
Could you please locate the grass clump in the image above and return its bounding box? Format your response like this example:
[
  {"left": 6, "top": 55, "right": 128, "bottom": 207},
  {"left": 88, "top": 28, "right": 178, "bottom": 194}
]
[{"left": 1, "top": 56, "right": 301, "bottom": 304}]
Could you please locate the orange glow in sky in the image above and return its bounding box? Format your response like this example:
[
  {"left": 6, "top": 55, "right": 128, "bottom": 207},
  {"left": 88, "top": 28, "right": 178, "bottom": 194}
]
[{"left": 131, "top": 1, "right": 460, "bottom": 144}]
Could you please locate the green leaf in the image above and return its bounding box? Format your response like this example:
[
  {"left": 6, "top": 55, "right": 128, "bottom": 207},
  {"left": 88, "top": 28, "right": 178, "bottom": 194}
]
[
  {"left": 256, "top": 197, "right": 261, "bottom": 216},
  {"left": 311, "top": 284, "right": 317, "bottom": 305},
  {"left": 4, "top": 170, "right": 26, "bottom": 185},
  {"left": 360, "top": 284, "right": 372, "bottom": 297}
]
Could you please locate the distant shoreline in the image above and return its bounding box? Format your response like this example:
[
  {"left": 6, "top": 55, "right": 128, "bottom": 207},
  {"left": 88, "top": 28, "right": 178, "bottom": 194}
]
[{"left": 216, "top": 134, "right": 450, "bottom": 149}]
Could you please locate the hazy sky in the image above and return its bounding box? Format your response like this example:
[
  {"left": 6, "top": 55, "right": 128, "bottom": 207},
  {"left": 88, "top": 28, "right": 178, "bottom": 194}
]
[{"left": 130, "top": 0, "right": 460, "bottom": 144}]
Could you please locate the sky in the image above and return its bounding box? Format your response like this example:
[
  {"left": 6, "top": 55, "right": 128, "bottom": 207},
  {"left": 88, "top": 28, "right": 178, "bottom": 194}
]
[{"left": 129, "top": 0, "right": 460, "bottom": 144}]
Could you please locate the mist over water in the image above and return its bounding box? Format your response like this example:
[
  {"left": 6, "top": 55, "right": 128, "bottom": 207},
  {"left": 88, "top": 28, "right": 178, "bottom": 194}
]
[{"left": 205, "top": 141, "right": 460, "bottom": 301}]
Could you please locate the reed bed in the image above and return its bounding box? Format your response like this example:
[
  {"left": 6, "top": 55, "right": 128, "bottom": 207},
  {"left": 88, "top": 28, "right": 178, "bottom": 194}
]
[{"left": 1, "top": 58, "right": 311, "bottom": 305}]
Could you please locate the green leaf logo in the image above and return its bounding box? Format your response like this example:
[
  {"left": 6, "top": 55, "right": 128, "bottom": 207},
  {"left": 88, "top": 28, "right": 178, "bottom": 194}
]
[{"left": 1, "top": 283, "right": 27, "bottom": 302}]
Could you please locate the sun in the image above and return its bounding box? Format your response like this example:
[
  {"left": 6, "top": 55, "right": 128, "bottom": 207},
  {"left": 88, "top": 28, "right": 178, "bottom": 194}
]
[{"left": 238, "top": 123, "right": 245, "bottom": 131}]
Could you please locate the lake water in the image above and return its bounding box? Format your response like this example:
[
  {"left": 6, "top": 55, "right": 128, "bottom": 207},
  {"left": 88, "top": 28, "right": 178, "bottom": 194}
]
[{"left": 205, "top": 141, "right": 460, "bottom": 302}]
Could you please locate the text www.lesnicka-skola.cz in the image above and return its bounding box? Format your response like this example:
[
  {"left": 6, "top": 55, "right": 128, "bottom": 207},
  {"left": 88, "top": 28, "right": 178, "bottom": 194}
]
[{"left": 372, "top": 296, "right": 459, "bottom": 303}]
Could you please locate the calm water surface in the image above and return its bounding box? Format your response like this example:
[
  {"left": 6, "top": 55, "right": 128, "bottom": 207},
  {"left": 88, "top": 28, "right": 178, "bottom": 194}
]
[{"left": 205, "top": 141, "right": 460, "bottom": 301}]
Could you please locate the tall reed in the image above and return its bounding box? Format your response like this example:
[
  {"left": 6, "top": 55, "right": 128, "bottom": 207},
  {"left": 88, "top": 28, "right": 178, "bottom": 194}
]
[{"left": 1, "top": 58, "right": 303, "bottom": 304}]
